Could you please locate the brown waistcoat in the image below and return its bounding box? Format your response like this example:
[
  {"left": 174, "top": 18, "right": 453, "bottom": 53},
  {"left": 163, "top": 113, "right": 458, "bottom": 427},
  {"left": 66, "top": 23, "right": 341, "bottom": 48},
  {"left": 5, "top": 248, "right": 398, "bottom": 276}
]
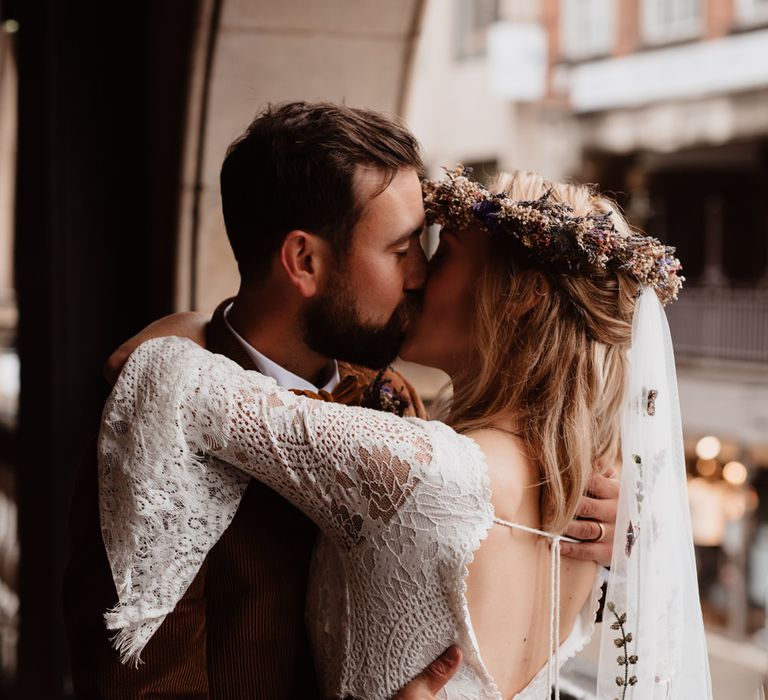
[{"left": 63, "top": 301, "right": 425, "bottom": 699}]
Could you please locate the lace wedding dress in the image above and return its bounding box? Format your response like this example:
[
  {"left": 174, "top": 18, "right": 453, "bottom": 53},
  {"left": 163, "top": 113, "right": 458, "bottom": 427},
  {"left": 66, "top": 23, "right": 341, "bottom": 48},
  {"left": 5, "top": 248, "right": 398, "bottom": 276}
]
[{"left": 99, "top": 337, "right": 601, "bottom": 700}]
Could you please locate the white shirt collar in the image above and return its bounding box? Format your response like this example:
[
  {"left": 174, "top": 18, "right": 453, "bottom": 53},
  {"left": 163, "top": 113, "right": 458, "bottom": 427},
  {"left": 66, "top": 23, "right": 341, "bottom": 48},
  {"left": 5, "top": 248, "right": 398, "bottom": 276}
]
[{"left": 223, "top": 303, "right": 340, "bottom": 393}]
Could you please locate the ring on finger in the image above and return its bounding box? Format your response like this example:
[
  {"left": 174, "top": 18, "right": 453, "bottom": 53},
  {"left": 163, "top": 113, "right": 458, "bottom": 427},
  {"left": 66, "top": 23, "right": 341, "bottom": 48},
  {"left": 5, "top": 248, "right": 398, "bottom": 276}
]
[{"left": 583, "top": 520, "right": 605, "bottom": 543}]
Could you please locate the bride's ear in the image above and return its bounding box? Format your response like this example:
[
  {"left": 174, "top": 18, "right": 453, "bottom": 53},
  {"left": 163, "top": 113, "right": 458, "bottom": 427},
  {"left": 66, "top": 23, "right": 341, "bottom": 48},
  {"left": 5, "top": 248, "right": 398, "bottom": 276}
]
[
  {"left": 279, "top": 230, "right": 331, "bottom": 298},
  {"left": 532, "top": 274, "right": 550, "bottom": 304},
  {"left": 508, "top": 273, "right": 549, "bottom": 318}
]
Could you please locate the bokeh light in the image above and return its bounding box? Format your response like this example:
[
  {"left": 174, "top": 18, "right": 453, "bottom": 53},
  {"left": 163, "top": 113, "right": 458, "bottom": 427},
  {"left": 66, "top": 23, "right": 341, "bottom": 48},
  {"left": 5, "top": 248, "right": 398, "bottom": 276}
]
[
  {"left": 696, "top": 435, "right": 722, "bottom": 461},
  {"left": 723, "top": 461, "right": 748, "bottom": 486}
]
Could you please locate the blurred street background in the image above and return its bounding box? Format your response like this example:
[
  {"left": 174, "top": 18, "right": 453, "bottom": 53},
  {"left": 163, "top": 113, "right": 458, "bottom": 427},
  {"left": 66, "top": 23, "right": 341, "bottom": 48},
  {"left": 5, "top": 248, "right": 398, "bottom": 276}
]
[{"left": 0, "top": 0, "right": 766, "bottom": 697}]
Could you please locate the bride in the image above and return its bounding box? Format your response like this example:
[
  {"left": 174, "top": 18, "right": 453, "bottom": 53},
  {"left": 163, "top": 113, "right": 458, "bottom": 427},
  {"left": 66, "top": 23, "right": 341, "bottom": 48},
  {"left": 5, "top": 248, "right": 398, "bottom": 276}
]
[{"left": 99, "top": 167, "right": 711, "bottom": 699}]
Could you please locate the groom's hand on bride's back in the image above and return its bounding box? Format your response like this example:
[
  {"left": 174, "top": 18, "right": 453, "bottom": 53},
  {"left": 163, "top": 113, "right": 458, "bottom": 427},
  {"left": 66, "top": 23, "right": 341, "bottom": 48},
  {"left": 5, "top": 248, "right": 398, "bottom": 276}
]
[
  {"left": 104, "top": 312, "right": 208, "bottom": 385},
  {"left": 561, "top": 466, "right": 619, "bottom": 568},
  {"left": 391, "top": 646, "right": 462, "bottom": 699}
]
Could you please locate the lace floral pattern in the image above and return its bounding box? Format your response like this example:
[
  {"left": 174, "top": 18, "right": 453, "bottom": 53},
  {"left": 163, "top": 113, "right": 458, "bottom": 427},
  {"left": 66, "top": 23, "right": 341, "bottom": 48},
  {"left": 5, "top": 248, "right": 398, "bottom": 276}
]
[{"left": 100, "top": 338, "right": 497, "bottom": 699}]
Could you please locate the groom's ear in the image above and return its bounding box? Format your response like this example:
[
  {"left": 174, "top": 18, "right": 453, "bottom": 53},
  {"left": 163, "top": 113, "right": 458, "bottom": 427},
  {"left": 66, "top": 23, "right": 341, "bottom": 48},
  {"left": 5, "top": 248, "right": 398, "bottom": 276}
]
[{"left": 279, "top": 230, "right": 331, "bottom": 298}]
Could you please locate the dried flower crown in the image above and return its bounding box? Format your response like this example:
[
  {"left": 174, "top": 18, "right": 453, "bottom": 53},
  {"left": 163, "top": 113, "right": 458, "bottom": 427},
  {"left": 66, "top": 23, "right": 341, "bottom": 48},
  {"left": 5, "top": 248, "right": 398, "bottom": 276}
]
[{"left": 422, "top": 165, "right": 683, "bottom": 305}]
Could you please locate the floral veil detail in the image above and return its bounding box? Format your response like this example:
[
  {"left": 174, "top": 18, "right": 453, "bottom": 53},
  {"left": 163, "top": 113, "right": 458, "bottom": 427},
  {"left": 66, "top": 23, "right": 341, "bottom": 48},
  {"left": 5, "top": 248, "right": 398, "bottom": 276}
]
[{"left": 422, "top": 165, "right": 684, "bottom": 306}]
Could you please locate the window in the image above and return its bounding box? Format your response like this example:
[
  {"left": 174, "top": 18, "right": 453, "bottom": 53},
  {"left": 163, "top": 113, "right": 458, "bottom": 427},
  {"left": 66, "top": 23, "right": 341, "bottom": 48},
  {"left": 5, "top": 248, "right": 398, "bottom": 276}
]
[
  {"left": 455, "top": 0, "right": 500, "bottom": 60},
  {"left": 736, "top": 0, "right": 768, "bottom": 26},
  {"left": 561, "top": 0, "right": 616, "bottom": 60},
  {"left": 642, "top": 0, "right": 703, "bottom": 44}
]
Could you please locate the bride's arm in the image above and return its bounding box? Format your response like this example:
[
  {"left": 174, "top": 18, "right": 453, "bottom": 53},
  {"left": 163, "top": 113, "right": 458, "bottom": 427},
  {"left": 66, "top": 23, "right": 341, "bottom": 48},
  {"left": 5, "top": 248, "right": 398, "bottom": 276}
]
[
  {"left": 101, "top": 336, "right": 487, "bottom": 678},
  {"left": 102, "top": 336, "right": 483, "bottom": 550}
]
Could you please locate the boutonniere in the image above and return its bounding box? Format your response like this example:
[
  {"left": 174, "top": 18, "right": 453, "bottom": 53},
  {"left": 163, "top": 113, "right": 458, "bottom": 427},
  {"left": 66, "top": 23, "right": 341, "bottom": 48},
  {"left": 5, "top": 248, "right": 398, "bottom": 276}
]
[{"left": 361, "top": 369, "right": 409, "bottom": 417}]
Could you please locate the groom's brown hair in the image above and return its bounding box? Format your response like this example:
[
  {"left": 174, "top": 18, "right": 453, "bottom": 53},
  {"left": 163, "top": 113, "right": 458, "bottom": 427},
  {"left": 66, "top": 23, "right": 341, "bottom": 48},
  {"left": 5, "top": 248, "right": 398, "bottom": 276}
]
[{"left": 220, "top": 101, "right": 423, "bottom": 281}]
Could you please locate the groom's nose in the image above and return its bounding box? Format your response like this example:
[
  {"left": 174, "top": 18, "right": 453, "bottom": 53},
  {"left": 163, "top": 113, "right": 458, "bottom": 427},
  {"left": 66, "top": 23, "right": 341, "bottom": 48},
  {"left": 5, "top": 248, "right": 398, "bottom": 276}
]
[{"left": 404, "top": 238, "right": 427, "bottom": 292}]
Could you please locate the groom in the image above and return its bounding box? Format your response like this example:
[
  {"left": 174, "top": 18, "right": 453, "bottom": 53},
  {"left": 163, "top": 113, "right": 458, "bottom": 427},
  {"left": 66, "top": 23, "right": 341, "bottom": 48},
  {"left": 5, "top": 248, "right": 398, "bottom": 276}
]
[{"left": 65, "top": 101, "right": 616, "bottom": 698}]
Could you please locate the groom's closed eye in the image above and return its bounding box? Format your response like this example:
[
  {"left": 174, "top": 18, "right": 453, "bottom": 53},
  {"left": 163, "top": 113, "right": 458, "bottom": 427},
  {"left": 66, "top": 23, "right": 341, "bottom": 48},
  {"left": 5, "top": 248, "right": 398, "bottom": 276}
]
[
  {"left": 389, "top": 231, "right": 425, "bottom": 263},
  {"left": 392, "top": 239, "right": 411, "bottom": 257},
  {"left": 388, "top": 224, "right": 426, "bottom": 251}
]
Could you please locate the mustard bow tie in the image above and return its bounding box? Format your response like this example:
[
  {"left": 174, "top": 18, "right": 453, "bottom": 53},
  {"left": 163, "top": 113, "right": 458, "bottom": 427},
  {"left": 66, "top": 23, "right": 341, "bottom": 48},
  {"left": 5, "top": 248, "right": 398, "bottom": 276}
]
[
  {"left": 291, "top": 371, "right": 409, "bottom": 416},
  {"left": 290, "top": 374, "right": 368, "bottom": 406}
]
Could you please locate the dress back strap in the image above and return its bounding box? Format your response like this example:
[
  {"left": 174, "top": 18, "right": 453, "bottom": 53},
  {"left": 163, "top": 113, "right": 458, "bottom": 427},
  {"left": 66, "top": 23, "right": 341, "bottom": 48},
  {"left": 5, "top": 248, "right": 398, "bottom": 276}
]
[
  {"left": 492, "top": 517, "right": 579, "bottom": 543},
  {"left": 492, "top": 517, "right": 579, "bottom": 700}
]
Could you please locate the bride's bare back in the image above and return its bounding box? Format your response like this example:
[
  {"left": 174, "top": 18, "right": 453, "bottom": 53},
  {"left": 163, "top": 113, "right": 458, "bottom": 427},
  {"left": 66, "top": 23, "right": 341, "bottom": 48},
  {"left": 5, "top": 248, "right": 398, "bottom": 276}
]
[{"left": 465, "top": 429, "right": 597, "bottom": 699}]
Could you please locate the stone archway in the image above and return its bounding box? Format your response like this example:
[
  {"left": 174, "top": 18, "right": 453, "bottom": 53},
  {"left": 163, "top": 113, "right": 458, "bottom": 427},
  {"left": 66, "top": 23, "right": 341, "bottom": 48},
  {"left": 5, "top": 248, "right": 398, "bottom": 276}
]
[{"left": 177, "top": 0, "right": 426, "bottom": 312}]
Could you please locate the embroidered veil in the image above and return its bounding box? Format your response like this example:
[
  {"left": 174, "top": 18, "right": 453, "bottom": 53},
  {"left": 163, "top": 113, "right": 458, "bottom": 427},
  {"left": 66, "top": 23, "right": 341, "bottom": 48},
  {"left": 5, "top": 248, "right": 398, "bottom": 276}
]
[{"left": 596, "top": 287, "right": 712, "bottom": 699}]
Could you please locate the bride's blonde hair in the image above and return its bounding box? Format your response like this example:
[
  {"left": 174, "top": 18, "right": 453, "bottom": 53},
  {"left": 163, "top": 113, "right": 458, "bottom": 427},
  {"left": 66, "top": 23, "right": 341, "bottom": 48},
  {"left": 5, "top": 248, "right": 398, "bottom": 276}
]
[{"left": 447, "top": 171, "right": 639, "bottom": 532}]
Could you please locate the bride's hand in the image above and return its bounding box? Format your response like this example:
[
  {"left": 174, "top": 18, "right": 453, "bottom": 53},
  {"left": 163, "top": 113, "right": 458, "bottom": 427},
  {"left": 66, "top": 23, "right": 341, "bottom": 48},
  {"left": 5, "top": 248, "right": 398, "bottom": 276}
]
[
  {"left": 103, "top": 312, "right": 208, "bottom": 385},
  {"left": 560, "top": 467, "right": 619, "bottom": 568}
]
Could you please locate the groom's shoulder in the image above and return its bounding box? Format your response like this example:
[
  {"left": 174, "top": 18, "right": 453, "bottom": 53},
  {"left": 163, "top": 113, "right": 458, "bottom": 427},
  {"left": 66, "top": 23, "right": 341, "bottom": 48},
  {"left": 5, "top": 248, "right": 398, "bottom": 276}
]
[{"left": 338, "top": 363, "right": 426, "bottom": 419}]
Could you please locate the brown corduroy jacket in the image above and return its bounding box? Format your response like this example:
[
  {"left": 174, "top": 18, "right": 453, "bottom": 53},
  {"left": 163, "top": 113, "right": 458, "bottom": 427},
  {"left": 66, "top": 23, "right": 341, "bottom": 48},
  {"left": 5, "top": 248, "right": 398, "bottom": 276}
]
[{"left": 63, "top": 300, "right": 426, "bottom": 699}]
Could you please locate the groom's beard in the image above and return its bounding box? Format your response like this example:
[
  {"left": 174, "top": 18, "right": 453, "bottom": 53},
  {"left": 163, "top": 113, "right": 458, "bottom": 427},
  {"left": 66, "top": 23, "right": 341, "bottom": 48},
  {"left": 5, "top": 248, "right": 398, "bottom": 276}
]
[{"left": 303, "top": 278, "right": 421, "bottom": 370}]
